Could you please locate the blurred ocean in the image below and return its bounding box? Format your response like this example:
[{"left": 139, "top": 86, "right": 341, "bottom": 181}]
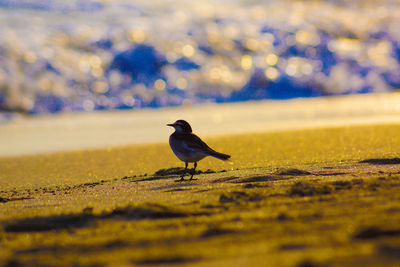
[{"left": 1, "top": 0, "right": 400, "bottom": 123}]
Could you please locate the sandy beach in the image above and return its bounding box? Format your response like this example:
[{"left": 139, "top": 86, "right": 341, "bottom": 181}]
[
  {"left": 2, "top": 0, "right": 400, "bottom": 264},
  {"left": 1, "top": 96, "right": 400, "bottom": 266}
]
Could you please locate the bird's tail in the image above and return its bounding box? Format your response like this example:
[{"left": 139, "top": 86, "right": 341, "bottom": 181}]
[{"left": 207, "top": 151, "right": 232, "bottom": 162}]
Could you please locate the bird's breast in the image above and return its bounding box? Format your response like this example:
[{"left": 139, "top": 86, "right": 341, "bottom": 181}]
[{"left": 169, "top": 135, "right": 207, "bottom": 162}]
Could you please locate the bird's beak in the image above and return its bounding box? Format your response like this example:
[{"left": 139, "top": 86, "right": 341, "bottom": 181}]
[{"left": 167, "top": 123, "right": 174, "bottom": 127}]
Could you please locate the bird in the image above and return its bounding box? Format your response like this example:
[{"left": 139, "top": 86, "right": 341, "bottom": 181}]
[{"left": 167, "top": 120, "right": 231, "bottom": 181}]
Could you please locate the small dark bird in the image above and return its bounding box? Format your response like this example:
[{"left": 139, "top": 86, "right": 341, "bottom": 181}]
[{"left": 167, "top": 120, "right": 231, "bottom": 180}]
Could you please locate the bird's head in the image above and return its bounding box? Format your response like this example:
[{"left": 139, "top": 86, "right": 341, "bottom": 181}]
[{"left": 167, "top": 120, "right": 192, "bottom": 133}]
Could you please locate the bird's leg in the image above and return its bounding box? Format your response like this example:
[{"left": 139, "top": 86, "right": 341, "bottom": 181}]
[
  {"left": 180, "top": 162, "right": 188, "bottom": 181},
  {"left": 190, "top": 162, "right": 197, "bottom": 180}
]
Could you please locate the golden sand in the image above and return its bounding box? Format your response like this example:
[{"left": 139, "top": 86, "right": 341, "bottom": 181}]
[
  {"left": 1, "top": 123, "right": 399, "bottom": 190},
  {"left": 1, "top": 123, "right": 400, "bottom": 266}
]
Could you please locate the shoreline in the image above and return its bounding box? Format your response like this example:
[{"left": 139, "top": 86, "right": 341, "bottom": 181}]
[{"left": 1, "top": 92, "right": 400, "bottom": 157}]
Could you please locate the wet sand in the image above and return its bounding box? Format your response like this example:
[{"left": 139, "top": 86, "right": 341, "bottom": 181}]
[
  {"left": 2, "top": 92, "right": 400, "bottom": 157},
  {"left": 1, "top": 121, "right": 400, "bottom": 266}
]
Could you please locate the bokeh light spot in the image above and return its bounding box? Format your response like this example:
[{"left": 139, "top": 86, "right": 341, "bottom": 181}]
[
  {"left": 241, "top": 55, "right": 253, "bottom": 70},
  {"left": 91, "top": 68, "right": 104, "bottom": 78},
  {"left": 329, "top": 38, "right": 361, "bottom": 53},
  {"left": 295, "top": 30, "right": 320, "bottom": 46},
  {"left": 92, "top": 81, "right": 109, "bottom": 94},
  {"left": 266, "top": 53, "right": 278, "bottom": 66},
  {"left": 154, "top": 79, "right": 166, "bottom": 91},
  {"left": 176, "top": 77, "right": 187, "bottom": 90},
  {"left": 301, "top": 63, "right": 313, "bottom": 75},
  {"left": 128, "top": 29, "right": 146, "bottom": 43},
  {"left": 123, "top": 96, "right": 135, "bottom": 106},
  {"left": 89, "top": 55, "right": 102, "bottom": 68},
  {"left": 265, "top": 67, "right": 279, "bottom": 80},
  {"left": 23, "top": 50, "right": 37, "bottom": 64},
  {"left": 245, "top": 38, "right": 259, "bottom": 51},
  {"left": 285, "top": 64, "right": 297, "bottom": 76},
  {"left": 182, "top": 44, "right": 195, "bottom": 58}
]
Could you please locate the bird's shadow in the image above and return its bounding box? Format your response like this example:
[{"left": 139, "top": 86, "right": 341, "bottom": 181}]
[
  {"left": 359, "top": 158, "right": 400, "bottom": 165},
  {"left": 174, "top": 178, "right": 198, "bottom": 183},
  {"left": 123, "top": 167, "right": 216, "bottom": 183}
]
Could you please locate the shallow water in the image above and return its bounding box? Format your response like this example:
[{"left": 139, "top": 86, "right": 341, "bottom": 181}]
[{"left": 1, "top": 0, "right": 400, "bottom": 122}]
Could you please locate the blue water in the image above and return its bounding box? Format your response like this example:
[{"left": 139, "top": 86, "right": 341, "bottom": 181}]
[{"left": 1, "top": 0, "right": 399, "bottom": 122}]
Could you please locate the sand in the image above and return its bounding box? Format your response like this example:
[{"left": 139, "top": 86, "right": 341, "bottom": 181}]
[
  {"left": 1, "top": 121, "right": 400, "bottom": 266},
  {"left": 2, "top": 92, "right": 400, "bottom": 157}
]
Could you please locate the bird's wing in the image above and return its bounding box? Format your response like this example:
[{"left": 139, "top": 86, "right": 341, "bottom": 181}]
[{"left": 182, "top": 133, "right": 214, "bottom": 153}]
